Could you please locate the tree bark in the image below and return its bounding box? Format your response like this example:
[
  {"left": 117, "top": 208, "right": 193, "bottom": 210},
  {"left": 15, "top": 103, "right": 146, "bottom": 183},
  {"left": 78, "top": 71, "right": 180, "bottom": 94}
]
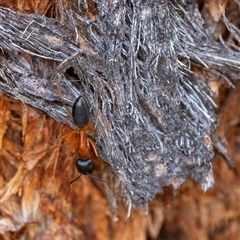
[{"left": 0, "top": 0, "right": 239, "bottom": 239}]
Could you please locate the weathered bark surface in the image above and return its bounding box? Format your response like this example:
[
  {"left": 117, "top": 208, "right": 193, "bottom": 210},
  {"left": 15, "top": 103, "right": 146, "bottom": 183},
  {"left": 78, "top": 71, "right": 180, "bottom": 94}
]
[{"left": 0, "top": 0, "right": 239, "bottom": 239}]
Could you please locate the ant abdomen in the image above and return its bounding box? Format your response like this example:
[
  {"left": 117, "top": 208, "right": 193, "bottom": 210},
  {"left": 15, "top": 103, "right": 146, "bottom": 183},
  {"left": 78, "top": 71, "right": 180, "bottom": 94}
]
[{"left": 72, "top": 96, "right": 89, "bottom": 127}]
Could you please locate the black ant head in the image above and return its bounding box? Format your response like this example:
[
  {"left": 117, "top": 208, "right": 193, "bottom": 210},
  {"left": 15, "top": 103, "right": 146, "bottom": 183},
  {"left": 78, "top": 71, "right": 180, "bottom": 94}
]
[{"left": 76, "top": 158, "right": 94, "bottom": 175}]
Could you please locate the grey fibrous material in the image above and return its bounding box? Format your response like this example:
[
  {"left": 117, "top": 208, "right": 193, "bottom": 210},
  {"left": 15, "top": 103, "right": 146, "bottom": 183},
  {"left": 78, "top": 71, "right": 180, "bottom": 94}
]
[{"left": 0, "top": 1, "right": 239, "bottom": 208}]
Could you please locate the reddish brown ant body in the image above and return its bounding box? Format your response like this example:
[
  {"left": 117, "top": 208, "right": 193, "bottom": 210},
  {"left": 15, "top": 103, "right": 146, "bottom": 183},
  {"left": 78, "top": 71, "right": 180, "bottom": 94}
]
[
  {"left": 71, "top": 95, "right": 99, "bottom": 177},
  {"left": 60, "top": 94, "right": 119, "bottom": 196},
  {"left": 55, "top": 76, "right": 101, "bottom": 181}
]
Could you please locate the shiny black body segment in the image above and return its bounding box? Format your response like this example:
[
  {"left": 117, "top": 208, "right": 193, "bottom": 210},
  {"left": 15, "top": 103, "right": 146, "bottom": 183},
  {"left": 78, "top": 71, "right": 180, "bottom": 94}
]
[
  {"left": 76, "top": 158, "right": 93, "bottom": 175},
  {"left": 72, "top": 96, "right": 89, "bottom": 127}
]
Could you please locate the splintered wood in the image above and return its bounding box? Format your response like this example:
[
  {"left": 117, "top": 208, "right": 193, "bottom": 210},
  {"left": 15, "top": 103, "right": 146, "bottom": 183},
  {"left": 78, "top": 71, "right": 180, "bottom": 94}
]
[{"left": 0, "top": 95, "right": 163, "bottom": 239}]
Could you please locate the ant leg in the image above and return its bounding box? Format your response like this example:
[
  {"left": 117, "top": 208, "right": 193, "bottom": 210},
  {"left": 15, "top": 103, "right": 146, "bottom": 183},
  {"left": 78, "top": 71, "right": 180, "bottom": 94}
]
[
  {"left": 86, "top": 173, "right": 120, "bottom": 197},
  {"left": 71, "top": 131, "right": 78, "bottom": 156},
  {"left": 97, "top": 104, "right": 124, "bottom": 136},
  {"left": 94, "top": 106, "right": 101, "bottom": 129},
  {"left": 65, "top": 174, "right": 82, "bottom": 199},
  {"left": 97, "top": 120, "right": 112, "bottom": 136},
  {"left": 57, "top": 129, "right": 77, "bottom": 156},
  {"left": 93, "top": 86, "right": 106, "bottom": 130},
  {"left": 93, "top": 101, "right": 112, "bottom": 136},
  {"left": 87, "top": 138, "right": 99, "bottom": 157},
  {"left": 53, "top": 48, "right": 96, "bottom": 118},
  {"left": 57, "top": 130, "right": 76, "bottom": 139},
  {"left": 87, "top": 122, "right": 97, "bottom": 137},
  {"left": 70, "top": 174, "right": 82, "bottom": 184},
  {"left": 55, "top": 74, "right": 72, "bottom": 118},
  {"left": 55, "top": 122, "right": 63, "bottom": 139}
]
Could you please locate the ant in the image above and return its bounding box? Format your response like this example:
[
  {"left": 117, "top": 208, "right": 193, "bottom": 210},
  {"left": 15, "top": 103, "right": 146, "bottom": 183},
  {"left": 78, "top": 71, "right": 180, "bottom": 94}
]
[
  {"left": 54, "top": 72, "right": 100, "bottom": 175},
  {"left": 57, "top": 94, "right": 104, "bottom": 182},
  {"left": 59, "top": 94, "right": 121, "bottom": 201},
  {"left": 69, "top": 95, "right": 100, "bottom": 183}
]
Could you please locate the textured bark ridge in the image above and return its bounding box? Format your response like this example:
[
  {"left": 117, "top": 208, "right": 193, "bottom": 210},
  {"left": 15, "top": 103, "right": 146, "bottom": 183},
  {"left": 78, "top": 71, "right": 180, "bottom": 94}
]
[{"left": 0, "top": 0, "right": 239, "bottom": 214}]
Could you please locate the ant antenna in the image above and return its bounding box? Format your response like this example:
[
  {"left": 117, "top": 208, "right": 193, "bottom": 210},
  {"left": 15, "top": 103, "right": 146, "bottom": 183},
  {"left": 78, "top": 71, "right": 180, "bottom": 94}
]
[
  {"left": 65, "top": 174, "right": 120, "bottom": 199},
  {"left": 65, "top": 174, "right": 82, "bottom": 199},
  {"left": 86, "top": 173, "right": 120, "bottom": 197},
  {"left": 70, "top": 174, "right": 82, "bottom": 184}
]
